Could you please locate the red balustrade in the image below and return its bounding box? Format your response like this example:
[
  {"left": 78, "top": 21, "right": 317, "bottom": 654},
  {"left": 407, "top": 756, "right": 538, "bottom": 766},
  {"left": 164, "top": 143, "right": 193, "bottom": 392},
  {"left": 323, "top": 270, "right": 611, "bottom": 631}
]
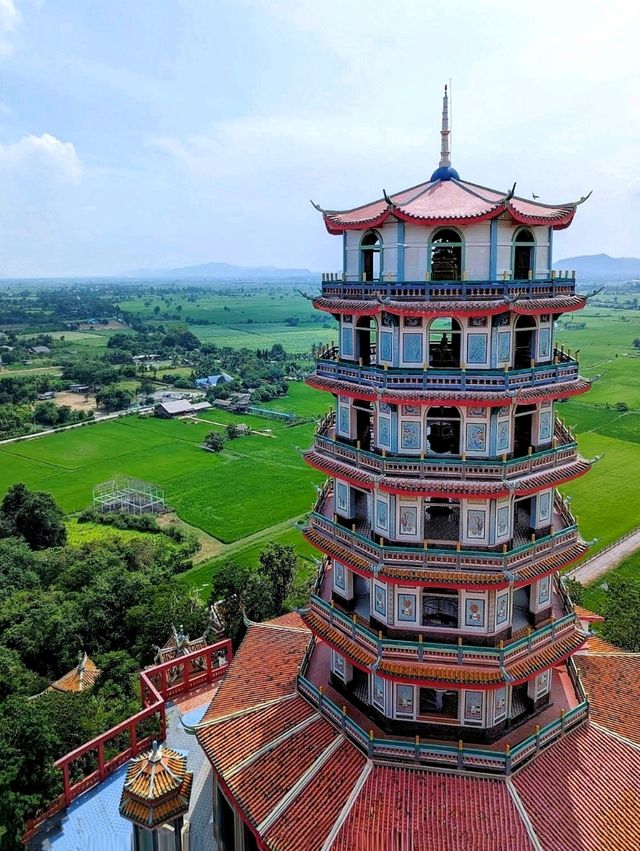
[{"left": 23, "top": 639, "right": 232, "bottom": 844}]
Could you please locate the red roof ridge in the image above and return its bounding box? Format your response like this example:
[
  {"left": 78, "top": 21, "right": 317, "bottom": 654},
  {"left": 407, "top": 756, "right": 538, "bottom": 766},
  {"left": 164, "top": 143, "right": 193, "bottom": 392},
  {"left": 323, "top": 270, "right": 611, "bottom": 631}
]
[
  {"left": 256, "top": 734, "right": 345, "bottom": 835},
  {"left": 590, "top": 720, "right": 640, "bottom": 753},
  {"left": 257, "top": 613, "right": 310, "bottom": 633},
  {"left": 197, "top": 691, "right": 300, "bottom": 729},
  {"left": 574, "top": 604, "right": 605, "bottom": 622},
  {"left": 318, "top": 761, "right": 374, "bottom": 851}
]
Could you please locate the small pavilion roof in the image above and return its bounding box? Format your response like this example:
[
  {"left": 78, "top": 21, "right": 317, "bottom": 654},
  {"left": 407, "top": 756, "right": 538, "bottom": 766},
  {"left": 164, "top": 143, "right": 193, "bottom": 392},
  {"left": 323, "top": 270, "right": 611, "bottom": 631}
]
[
  {"left": 154, "top": 624, "right": 208, "bottom": 664},
  {"left": 48, "top": 652, "right": 100, "bottom": 694},
  {"left": 119, "top": 741, "right": 193, "bottom": 829}
]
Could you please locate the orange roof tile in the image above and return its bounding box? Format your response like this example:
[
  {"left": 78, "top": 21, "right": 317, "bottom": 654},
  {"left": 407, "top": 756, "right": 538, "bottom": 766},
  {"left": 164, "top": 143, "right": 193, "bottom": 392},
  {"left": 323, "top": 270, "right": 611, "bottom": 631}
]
[
  {"left": 575, "top": 654, "right": 640, "bottom": 745},
  {"left": 513, "top": 723, "right": 640, "bottom": 851},
  {"left": 199, "top": 621, "right": 310, "bottom": 724},
  {"left": 583, "top": 634, "right": 620, "bottom": 654},
  {"left": 574, "top": 605, "right": 604, "bottom": 623},
  {"left": 119, "top": 742, "right": 192, "bottom": 828},
  {"left": 48, "top": 652, "right": 100, "bottom": 694},
  {"left": 333, "top": 766, "right": 535, "bottom": 851}
]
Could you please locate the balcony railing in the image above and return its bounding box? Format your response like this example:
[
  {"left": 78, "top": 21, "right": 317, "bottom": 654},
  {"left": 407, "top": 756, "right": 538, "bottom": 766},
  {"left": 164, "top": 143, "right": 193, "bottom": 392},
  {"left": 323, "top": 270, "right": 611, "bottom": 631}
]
[
  {"left": 307, "top": 489, "right": 578, "bottom": 576},
  {"left": 306, "top": 593, "right": 579, "bottom": 670},
  {"left": 297, "top": 668, "right": 588, "bottom": 775},
  {"left": 319, "top": 275, "right": 576, "bottom": 302},
  {"left": 312, "top": 414, "right": 577, "bottom": 483},
  {"left": 314, "top": 348, "right": 579, "bottom": 394}
]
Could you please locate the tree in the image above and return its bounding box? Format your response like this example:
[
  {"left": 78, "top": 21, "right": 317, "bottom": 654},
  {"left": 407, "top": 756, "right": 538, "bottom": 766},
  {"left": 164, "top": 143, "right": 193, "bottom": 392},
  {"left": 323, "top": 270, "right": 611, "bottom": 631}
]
[
  {"left": 95, "top": 387, "right": 133, "bottom": 412},
  {"left": 602, "top": 575, "right": 640, "bottom": 651},
  {"left": 33, "top": 400, "right": 59, "bottom": 426},
  {"left": 0, "top": 483, "right": 67, "bottom": 550},
  {"left": 204, "top": 431, "right": 225, "bottom": 452},
  {"left": 564, "top": 578, "right": 584, "bottom": 605},
  {"left": 258, "top": 544, "right": 298, "bottom": 614},
  {"left": 226, "top": 423, "right": 239, "bottom": 439}
]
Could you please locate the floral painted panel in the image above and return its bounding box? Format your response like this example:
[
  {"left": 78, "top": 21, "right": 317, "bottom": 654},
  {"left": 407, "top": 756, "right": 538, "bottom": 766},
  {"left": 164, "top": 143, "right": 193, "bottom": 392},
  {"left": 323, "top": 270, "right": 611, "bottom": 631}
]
[
  {"left": 397, "top": 593, "right": 417, "bottom": 621},
  {"left": 538, "top": 575, "right": 551, "bottom": 605},
  {"left": 378, "top": 416, "right": 391, "bottom": 447},
  {"left": 396, "top": 684, "right": 414, "bottom": 715},
  {"left": 336, "top": 481, "right": 349, "bottom": 512},
  {"left": 338, "top": 405, "right": 350, "bottom": 436},
  {"left": 399, "top": 506, "right": 418, "bottom": 536},
  {"left": 536, "top": 670, "right": 550, "bottom": 697},
  {"left": 494, "top": 687, "right": 507, "bottom": 720},
  {"left": 538, "top": 490, "right": 552, "bottom": 523},
  {"left": 333, "top": 561, "right": 345, "bottom": 591},
  {"left": 467, "top": 333, "right": 488, "bottom": 364},
  {"left": 374, "top": 584, "right": 387, "bottom": 617},
  {"left": 372, "top": 674, "right": 386, "bottom": 710},
  {"left": 466, "top": 423, "right": 487, "bottom": 452},
  {"left": 496, "top": 506, "right": 510, "bottom": 538},
  {"left": 538, "top": 327, "right": 551, "bottom": 360},
  {"left": 497, "top": 420, "right": 510, "bottom": 453},
  {"left": 495, "top": 593, "right": 509, "bottom": 626},
  {"left": 401, "top": 420, "right": 421, "bottom": 450},
  {"left": 498, "top": 331, "right": 511, "bottom": 363},
  {"left": 402, "top": 404, "right": 419, "bottom": 416},
  {"left": 402, "top": 333, "right": 423, "bottom": 364},
  {"left": 375, "top": 499, "right": 389, "bottom": 531},
  {"left": 341, "top": 327, "right": 354, "bottom": 357},
  {"left": 465, "top": 598, "right": 485, "bottom": 627},
  {"left": 467, "top": 509, "right": 486, "bottom": 539},
  {"left": 333, "top": 651, "right": 345, "bottom": 678},
  {"left": 539, "top": 410, "right": 552, "bottom": 442},
  {"left": 464, "top": 691, "right": 483, "bottom": 723},
  {"left": 380, "top": 331, "right": 393, "bottom": 362}
]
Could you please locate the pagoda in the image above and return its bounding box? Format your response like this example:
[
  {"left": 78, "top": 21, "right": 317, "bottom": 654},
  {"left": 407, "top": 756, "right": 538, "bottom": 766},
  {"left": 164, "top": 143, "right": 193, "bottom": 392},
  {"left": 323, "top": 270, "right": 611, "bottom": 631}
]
[{"left": 301, "top": 85, "right": 591, "bottom": 744}]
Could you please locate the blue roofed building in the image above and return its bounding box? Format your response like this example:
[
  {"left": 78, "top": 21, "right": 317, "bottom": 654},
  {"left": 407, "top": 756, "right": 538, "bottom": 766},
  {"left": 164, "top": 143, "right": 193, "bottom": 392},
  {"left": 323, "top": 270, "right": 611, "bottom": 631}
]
[{"left": 194, "top": 373, "right": 233, "bottom": 388}]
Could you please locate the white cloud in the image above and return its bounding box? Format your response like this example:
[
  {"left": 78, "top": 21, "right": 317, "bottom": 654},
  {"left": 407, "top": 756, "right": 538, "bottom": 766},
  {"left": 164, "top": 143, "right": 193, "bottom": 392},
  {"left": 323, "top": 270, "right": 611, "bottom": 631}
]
[
  {"left": 0, "top": 132, "right": 83, "bottom": 182},
  {"left": 0, "top": 0, "right": 21, "bottom": 58}
]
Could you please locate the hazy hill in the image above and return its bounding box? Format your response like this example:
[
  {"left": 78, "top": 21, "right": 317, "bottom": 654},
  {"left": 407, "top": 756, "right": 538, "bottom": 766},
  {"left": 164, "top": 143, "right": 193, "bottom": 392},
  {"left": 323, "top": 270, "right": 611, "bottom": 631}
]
[
  {"left": 554, "top": 254, "right": 640, "bottom": 280},
  {"left": 126, "top": 261, "right": 319, "bottom": 281}
]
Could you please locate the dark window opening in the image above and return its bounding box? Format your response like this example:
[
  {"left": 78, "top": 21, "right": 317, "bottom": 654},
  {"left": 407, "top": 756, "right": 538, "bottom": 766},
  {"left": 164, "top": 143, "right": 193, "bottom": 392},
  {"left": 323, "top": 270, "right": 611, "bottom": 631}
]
[
  {"left": 355, "top": 316, "right": 377, "bottom": 365},
  {"left": 361, "top": 231, "right": 382, "bottom": 282},
  {"left": 513, "top": 229, "right": 535, "bottom": 280},
  {"left": 217, "top": 788, "right": 236, "bottom": 851},
  {"left": 424, "top": 497, "right": 461, "bottom": 544},
  {"left": 244, "top": 825, "right": 259, "bottom": 851},
  {"left": 513, "top": 404, "right": 535, "bottom": 457},
  {"left": 428, "top": 317, "right": 461, "bottom": 367},
  {"left": 422, "top": 591, "right": 459, "bottom": 627},
  {"left": 425, "top": 406, "right": 461, "bottom": 455},
  {"left": 514, "top": 315, "right": 536, "bottom": 369},
  {"left": 419, "top": 687, "right": 459, "bottom": 718},
  {"left": 513, "top": 496, "right": 534, "bottom": 547},
  {"left": 355, "top": 406, "right": 373, "bottom": 451},
  {"left": 430, "top": 228, "right": 463, "bottom": 281}
]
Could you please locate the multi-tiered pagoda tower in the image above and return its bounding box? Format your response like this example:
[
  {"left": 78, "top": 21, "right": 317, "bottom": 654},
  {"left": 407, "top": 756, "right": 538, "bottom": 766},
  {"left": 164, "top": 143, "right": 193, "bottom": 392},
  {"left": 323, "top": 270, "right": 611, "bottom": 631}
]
[{"left": 301, "top": 87, "right": 591, "bottom": 744}]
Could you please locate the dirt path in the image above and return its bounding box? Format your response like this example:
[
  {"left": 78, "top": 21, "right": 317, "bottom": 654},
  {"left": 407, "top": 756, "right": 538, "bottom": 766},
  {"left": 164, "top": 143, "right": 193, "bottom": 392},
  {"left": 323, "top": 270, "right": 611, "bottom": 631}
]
[
  {"left": 566, "top": 528, "right": 640, "bottom": 585},
  {"left": 157, "top": 512, "right": 225, "bottom": 562}
]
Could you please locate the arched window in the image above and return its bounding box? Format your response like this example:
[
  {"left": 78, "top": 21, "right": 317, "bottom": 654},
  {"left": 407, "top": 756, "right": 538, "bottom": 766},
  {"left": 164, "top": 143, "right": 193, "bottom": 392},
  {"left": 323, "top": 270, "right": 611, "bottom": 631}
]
[
  {"left": 360, "top": 230, "right": 382, "bottom": 282},
  {"left": 513, "top": 229, "right": 535, "bottom": 280},
  {"left": 428, "top": 317, "right": 462, "bottom": 368},
  {"left": 429, "top": 228, "right": 463, "bottom": 281}
]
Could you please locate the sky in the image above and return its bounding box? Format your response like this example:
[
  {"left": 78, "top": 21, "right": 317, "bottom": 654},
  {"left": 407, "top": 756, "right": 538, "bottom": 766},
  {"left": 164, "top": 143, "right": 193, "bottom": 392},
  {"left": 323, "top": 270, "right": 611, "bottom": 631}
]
[{"left": 0, "top": 0, "right": 639, "bottom": 277}]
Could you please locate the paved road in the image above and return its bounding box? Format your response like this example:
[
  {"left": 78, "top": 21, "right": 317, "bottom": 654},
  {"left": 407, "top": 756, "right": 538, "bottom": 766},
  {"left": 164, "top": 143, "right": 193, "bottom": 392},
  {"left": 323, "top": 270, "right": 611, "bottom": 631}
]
[
  {"left": 566, "top": 529, "right": 640, "bottom": 585},
  {"left": 0, "top": 405, "right": 153, "bottom": 447}
]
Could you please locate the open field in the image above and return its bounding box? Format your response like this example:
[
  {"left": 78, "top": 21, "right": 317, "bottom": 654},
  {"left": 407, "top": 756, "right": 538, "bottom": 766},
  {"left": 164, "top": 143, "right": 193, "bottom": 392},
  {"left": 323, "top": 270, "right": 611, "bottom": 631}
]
[{"left": 580, "top": 549, "right": 640, "bottom": 613}]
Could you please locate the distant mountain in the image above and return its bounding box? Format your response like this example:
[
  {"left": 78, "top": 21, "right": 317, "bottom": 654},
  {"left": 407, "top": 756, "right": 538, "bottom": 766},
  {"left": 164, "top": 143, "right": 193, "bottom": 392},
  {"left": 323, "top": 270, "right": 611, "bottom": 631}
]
[
  {"left": 126, "top": 261, "right": 320, "bottom": 281},
  {"left": 554, "top": 254, "right": 640, "bottom": 281}
]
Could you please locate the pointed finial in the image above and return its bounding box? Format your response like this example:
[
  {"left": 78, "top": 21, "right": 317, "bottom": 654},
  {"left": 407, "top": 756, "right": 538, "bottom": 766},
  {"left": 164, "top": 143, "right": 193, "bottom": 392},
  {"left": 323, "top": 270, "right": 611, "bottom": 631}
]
[
  {"left": 439, "top": 84, "right": 451, "bottom": 168},
  {"left": 149, "top": 740, "right": 162, "bottom": 762}
]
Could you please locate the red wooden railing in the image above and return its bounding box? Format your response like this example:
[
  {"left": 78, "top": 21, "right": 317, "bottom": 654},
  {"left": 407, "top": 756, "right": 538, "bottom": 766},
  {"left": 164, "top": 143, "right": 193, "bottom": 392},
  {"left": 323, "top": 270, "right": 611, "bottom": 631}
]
[{"left": 23, "top": 639, "right": 232, "bottom": 844}]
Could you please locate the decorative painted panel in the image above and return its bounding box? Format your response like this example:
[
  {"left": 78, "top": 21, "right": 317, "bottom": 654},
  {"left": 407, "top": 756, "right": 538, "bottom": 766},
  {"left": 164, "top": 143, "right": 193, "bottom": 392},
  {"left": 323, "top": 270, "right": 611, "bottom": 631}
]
[
  {"left": 375, "top": 499, "right": 389, "bottom": 531},
  {"left": 334, "top": 561, "right": 346, "bottom": 591},
  {"left": 497, "top": 420, "right": 510, "bottom": 453},
  {"left": 396, "top": 685, "right": 414, "bottom": 716},
  {"left": 380, "top": 331, "right": 393, "bottom": 362},
  {"left": 467, "top": 333, "right": 488, "bottom": 364},
  {"left": 495, "top": 592, "right": 509, "bottom": 626},
  {"left": 538, "top": 327, "right": 551, "bottom": 360},
  {"left": 497, "top": 331, "right": 511, "bottom": 362},
  {"left": 465, "top": 598, "right": 485, "bottom": 627},
  {"left": 468, "top": 407, "right": 486, "bottom": 417},
  {"left": 400, "top": 421, "right": 421, "bottom": 450},
  {"left": 402, "top": 333, "right": 423, "bottom": 364},
  {"left": 464, "top": 691, "right": 483, "bottom": 724},
  {"left": 404, "top": 316, "right": 422, "bottom": 327},
  {"left": 341, "top": 327, "right": 354, "bottom": 357},
  {"left": 466, "top": 423, "right": 487, "bottom": 452},
  {"left": 496, "top": 506, "right": 510, "bottom": 538},
  {"left": 402, "top": 404, "right": 419, "bottom": 416},
  {"left": 333, "top": 651, "right": 345, "bottom": 679},
  {"left": 494, "top": 687, "right": 507, "bottom": 721},
  {"left": 539, "top": 410, "right": 552, "bottom": 442},
  {"left": 398, "top": 506, "right": 418, "bottom": 536},
  {"left": 469, "top": 316, "right": 487, "bottom": 327},
  {"left": 467, "top": 509, "right": 486, "bottom": 539},
  {"left": 374, "top": 584, "right": 387, "bottom": 617},
  {"left": 378, "top": 416, "right": 391, "bottom": 447},
  {"left": 538, "top": 490, "right": 552, "bottom": 523},
  {"left": 538, "top": 575, "right": 551, "bottom": 606},
  {"left": 372, "top": 674, "right": 386, "bottom": 711},
  {"left": 397, "top": 593, "right": 417, "bottom": 622},
  {"left": 536, "top": 670, "right": 550, "bottom": 697},
  {"left": 338, "top": 405, "right": 350, "bottom": 436},
  {"left": 335, "top": 481, "right": 349, "bottom": 513}
]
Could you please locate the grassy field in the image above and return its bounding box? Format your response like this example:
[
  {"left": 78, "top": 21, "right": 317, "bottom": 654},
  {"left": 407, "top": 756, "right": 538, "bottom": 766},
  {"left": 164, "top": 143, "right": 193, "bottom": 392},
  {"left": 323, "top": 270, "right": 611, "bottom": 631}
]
[{"left": 580, "top": 549, "right": 640, "bottom": 613}]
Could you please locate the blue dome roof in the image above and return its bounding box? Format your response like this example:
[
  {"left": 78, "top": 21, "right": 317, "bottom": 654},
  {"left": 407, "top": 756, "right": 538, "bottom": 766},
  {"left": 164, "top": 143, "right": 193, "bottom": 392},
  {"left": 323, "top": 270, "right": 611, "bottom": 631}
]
[{"left": 430, "top": 165, "right": 460, "bottom": 182}]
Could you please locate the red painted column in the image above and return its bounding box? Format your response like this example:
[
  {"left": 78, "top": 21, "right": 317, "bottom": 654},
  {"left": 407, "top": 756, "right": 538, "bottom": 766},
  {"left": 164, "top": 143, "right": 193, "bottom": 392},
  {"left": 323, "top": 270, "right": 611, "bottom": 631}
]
[
  {"left": 183, "top": 659, "right": 190, "bottom": 693},
  {"left": 98, "top": 740, "right": 105, "bottom": 780},
  {"left": 62, "top": 761, "right": 71, "bottom": 806},
  {"left": 131, "top": 717, "right": 138, "bottom": 753}
]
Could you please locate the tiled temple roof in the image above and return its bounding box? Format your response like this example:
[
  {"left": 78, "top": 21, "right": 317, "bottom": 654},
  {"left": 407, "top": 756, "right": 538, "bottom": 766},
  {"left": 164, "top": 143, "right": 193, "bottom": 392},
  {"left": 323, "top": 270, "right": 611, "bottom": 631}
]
[
  {"left": 119, "top": 742, "right": 192, "bottom": 829},
  {"left": 319, "top": 178, "right": 583, "bottom": 234},
  {"left": 331, "top": 767, "right": 535, "bottom": 851},
  {"left": 575, "top": 652, "right": 640, "bottom": 745},
  {"left": 313, "top": 295, "right": 586, "bottom": 318},
  {"left": 306, "top": 373, "right": 591, "bottom": 407},
  {"left": 48, "top": 652, "right": 100, "bottom": 694},
  {"left": 512, "top": 723, "right": 640, "bottom": 851}
]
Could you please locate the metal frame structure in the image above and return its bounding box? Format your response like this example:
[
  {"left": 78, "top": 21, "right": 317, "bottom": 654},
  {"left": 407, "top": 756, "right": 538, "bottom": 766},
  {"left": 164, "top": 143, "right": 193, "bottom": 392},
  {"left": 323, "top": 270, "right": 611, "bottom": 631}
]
[{"left": 92, "top": 477, "right": 165, "bottom": 515}]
